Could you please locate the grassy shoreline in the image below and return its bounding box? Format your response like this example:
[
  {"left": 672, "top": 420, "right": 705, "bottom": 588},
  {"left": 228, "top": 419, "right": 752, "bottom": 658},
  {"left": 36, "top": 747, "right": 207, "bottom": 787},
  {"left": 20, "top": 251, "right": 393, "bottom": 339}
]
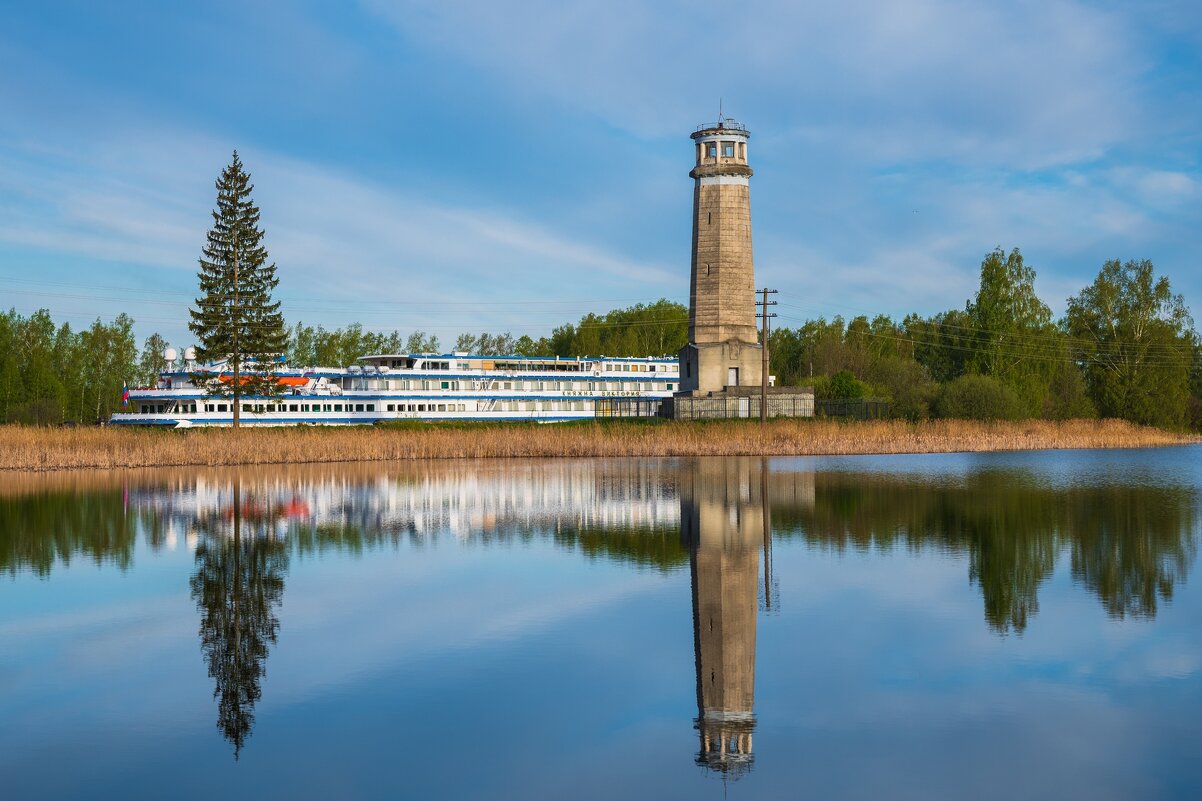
[{"left": 1, "top": 418, "right": 1196, "bottom": 473}]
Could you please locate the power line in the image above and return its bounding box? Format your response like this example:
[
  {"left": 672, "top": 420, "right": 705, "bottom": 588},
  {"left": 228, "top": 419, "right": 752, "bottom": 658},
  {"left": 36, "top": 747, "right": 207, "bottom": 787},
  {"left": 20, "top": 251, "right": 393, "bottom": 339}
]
[
  {"left": 774, "top": 295, "right": 1197, "bottom": 356},
  {"left": 772, "top": 310, "right": 1197, "bottom": 367}
]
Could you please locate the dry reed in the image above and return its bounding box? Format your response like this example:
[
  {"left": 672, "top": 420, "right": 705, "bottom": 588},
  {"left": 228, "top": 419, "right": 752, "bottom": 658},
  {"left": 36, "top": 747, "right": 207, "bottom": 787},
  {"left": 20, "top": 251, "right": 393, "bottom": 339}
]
[{"left": 0, "top": 419, "right": 1195, "bottom": 473}]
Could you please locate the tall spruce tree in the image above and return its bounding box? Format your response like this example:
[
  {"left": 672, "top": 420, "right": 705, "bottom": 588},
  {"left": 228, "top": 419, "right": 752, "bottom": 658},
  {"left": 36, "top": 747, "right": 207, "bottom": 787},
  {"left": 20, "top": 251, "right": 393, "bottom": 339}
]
[{"left": 189, "top": 153, "right": 287, "bottom": 427}]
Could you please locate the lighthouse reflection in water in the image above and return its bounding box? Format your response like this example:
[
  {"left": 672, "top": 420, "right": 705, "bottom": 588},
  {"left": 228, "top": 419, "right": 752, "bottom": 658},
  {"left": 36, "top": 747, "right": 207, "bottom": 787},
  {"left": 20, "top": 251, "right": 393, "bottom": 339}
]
[{"left": 683, "top": 458, "right": 771, "bottom": 778}]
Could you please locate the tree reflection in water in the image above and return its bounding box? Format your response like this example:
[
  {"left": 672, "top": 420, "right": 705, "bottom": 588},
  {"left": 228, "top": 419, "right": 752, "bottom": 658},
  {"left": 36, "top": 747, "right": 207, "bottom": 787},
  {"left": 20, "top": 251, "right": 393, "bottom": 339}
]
[
  {"left": 188, "top": 478, "right": 288, "bottom": 758},
  {"left": 773, "top": 470, "right": 1197, "bottom": 634}
]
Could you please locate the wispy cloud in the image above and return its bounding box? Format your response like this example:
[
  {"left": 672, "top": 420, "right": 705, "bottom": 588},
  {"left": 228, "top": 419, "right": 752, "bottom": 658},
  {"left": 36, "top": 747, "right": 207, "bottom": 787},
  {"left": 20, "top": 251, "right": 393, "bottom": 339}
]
[{"left": 0, "top": 0, "right": 1199, "bottom": 338}]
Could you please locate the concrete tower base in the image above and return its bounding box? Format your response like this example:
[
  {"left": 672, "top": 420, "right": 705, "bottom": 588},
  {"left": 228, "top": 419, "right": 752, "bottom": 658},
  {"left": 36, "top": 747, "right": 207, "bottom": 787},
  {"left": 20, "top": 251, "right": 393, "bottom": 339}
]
[{"left": 677, "top": 341, "right": 764, "bottom": 396}]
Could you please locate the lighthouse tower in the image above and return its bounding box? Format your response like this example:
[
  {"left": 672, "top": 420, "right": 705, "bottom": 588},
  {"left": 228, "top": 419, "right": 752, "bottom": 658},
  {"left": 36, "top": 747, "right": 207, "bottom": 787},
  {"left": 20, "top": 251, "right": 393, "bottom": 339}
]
[{"left": 678, "top": 118, "right": 763, "bottom": 395}]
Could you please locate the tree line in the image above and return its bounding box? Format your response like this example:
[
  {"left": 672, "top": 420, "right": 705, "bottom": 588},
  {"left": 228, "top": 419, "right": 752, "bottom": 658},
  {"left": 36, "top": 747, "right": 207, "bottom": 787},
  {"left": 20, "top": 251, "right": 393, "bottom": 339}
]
[
  {"left": 2, "top": 248, "right": 1198, "bottom": 428},
  {"left": 768, "top": 249, "right": 1200, "bottom": 429}
]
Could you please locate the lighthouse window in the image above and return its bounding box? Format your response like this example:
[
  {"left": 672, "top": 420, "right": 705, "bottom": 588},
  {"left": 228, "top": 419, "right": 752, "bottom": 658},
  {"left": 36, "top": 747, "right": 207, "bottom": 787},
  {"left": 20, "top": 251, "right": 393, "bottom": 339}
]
[
  {"left": 706, "top": 143, "right": 716, "bottom": 157},
  {"left": 723, "top": 142, "right": 735, "bottom": 157}
]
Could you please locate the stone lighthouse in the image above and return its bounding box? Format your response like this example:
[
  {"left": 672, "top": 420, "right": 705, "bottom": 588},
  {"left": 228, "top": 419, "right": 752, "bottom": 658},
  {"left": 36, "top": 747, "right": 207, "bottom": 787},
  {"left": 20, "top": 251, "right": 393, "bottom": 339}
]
[{"left": 678, "top": 118, "right": 763, "bottom": 395}]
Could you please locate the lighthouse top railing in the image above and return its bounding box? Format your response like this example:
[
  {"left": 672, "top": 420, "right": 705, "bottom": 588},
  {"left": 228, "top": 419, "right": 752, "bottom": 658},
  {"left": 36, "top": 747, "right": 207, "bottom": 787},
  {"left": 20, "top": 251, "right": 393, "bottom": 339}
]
[{"left": 694, "top": 119, "right": 748, "bottom": 134}]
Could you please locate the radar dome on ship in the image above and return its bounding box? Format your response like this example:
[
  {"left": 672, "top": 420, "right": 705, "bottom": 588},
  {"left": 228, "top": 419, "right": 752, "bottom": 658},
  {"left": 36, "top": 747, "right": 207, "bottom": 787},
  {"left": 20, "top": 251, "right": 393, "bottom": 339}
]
[
  {"left": 163, "top": 347, "right": 178, "bottom": 362},
  {"left": 184, "top": 347, "right": 197, "bottom": 361}
]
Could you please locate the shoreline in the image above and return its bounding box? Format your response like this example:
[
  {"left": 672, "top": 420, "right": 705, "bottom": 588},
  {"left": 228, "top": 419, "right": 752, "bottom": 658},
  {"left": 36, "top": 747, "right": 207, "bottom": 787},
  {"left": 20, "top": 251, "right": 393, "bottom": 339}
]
[{"left": 1, "top": 418, "right": 1196, "bottom": 473}]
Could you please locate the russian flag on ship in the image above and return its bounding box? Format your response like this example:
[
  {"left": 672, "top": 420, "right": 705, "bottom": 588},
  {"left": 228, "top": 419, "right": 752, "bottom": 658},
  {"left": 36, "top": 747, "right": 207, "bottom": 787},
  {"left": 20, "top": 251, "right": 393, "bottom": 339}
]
[{"left": 121, "top": 382, "right": 130, "bottom": 408}]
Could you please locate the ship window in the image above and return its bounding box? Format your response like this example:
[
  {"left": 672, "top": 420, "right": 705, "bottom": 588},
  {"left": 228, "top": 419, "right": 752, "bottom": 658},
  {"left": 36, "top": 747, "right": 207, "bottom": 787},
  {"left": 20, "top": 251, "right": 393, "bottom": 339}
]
[
  {"left": 366, "top": 404, "right": 375, "bottom": 411},
  {"left": 289, "top": 404, "right": 298, "bottom": 412},
  {"left": 324, "top": 404, "right": 333, "bottom": 412},
  {"left": 668, "top": 383, "right": 674, "bottom": 390},
  {"left": 387, "top": 404, "right": 395, "bottom": 412},
  {"left": 355, "top": 403, "right": 364, "bottom": 412},
  {"left": 418, "top": 404, "right": 426, "bottom": 412},
  {"left": 458, "top": 403, "right": 466, "bottom": 411},
  {"left": 437, "top": 404, "right": 446, "bottom": 412},
  {"left": 441, "top": 381, "right": 449, "bottom": 389}
]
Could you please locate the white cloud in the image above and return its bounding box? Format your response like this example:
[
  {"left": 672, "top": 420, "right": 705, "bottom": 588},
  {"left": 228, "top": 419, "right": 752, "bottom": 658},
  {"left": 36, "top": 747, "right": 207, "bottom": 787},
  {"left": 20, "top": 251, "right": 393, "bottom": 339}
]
[
  {"left": 368, "top": 0, "right": 1138, "bottom": 167},
  {"left": 0, "top": 128, "right": 678, "bottom": 340}
]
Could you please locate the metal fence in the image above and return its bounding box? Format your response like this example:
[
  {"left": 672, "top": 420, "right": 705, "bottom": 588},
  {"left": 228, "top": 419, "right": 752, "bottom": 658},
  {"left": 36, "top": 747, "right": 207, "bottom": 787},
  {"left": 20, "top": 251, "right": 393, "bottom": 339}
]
[
  {"left": 595, "top": 398, "right": 664, "bottom": 418},
  {"left": 665, "top": 394, "right": 815, "bottom": 420},
  {"left": 814, "top": 398, "right": 891, "bottom": 420}
]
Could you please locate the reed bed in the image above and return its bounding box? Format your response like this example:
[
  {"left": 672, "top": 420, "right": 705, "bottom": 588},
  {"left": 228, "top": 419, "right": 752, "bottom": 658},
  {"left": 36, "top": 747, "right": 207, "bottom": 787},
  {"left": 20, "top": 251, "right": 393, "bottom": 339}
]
[{"left": 0, "top": 418, "right": 1195, "bottom": 473}]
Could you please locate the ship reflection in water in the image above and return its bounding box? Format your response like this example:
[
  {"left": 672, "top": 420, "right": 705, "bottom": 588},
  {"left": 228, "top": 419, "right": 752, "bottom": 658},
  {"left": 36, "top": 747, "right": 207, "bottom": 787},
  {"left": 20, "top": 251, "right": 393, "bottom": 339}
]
[{"left": 123, "top": 458, "right": 792, "bottom": 765}]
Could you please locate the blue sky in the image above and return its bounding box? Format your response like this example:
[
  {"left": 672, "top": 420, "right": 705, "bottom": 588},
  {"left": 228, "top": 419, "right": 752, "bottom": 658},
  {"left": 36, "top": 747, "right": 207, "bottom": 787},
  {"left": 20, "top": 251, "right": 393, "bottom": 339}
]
[{"left": 1, "top": 0, "right": 1200, "bottom": 348}]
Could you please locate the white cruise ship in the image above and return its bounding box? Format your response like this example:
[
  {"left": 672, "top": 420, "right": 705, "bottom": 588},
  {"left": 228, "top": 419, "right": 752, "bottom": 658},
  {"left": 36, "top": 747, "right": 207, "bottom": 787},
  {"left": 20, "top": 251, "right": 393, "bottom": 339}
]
[{"left": 110, "top": 351, "right": 680, "bottom": 427}]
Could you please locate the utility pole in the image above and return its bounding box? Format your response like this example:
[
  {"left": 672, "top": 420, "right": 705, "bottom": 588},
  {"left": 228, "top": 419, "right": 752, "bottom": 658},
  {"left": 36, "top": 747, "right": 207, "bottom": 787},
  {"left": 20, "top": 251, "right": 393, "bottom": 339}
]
[{"left": 757, "top": 288, "right": 777, "bottom": 423}]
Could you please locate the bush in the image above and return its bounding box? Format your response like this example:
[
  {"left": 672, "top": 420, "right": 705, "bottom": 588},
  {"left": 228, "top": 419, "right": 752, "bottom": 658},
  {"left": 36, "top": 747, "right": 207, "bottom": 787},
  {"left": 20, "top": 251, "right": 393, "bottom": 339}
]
[
  {"left": 936, "top": 375, "right": 1022, "bottom": 420},
  {"left": 827, "top": 370, "right": 867, "bottom": 400}
]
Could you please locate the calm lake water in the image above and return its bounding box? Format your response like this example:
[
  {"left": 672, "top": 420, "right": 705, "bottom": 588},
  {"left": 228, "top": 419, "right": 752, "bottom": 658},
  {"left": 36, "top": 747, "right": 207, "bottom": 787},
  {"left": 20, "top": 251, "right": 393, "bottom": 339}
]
[{"left": 3, "top": 448, "right": 1201, "bottom": 800}]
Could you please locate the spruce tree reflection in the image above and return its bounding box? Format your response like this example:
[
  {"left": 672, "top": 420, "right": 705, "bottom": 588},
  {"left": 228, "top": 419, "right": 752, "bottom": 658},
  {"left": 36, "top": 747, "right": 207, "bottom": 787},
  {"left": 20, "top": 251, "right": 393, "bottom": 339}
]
[
  {"left": 682, "top": 458, "right": 764, "bottom": 779},
  {"left": 189, "top": 478, "right": 288, "bottom": 758}
]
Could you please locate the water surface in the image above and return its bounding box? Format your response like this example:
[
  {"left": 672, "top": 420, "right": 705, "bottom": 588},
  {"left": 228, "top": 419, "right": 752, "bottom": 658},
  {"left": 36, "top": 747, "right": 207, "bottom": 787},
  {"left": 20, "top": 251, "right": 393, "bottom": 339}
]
[{"left": 2, "top": 448, "right": 1201, "bottom": 799}]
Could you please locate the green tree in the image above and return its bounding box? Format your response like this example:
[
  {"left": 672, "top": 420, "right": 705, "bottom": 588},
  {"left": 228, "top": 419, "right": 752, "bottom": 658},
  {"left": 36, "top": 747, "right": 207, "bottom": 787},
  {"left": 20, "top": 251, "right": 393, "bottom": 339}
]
[
  {"left": 138, "top": 331, "right": 173, "bottom": 387},
  {"left": 405, "top": 330, "right": 439, "bottom": 353},
  {"left": 1065, "top": 259, "right": 1195, "bottom": 427},
  {"left": 79, "top": 314, "right": 136, "bottom": 423},
  {"left": 189, "top": 152, "right": 287, "bottom": 427},
  {"left": 0, "top": 311, "right": 22, "bottom": 422},
  {"left": 16, "top": 310, "right": 65, "bottom": 424},
  {"left": 287, "top": 322, "right": 316, "bottom": 366},
  {"left": 968, "top": 249, "right": 1053, "bottom": 373},
  {"left": 965, "top": 248, "right": 1059, "bottom": 415}
]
